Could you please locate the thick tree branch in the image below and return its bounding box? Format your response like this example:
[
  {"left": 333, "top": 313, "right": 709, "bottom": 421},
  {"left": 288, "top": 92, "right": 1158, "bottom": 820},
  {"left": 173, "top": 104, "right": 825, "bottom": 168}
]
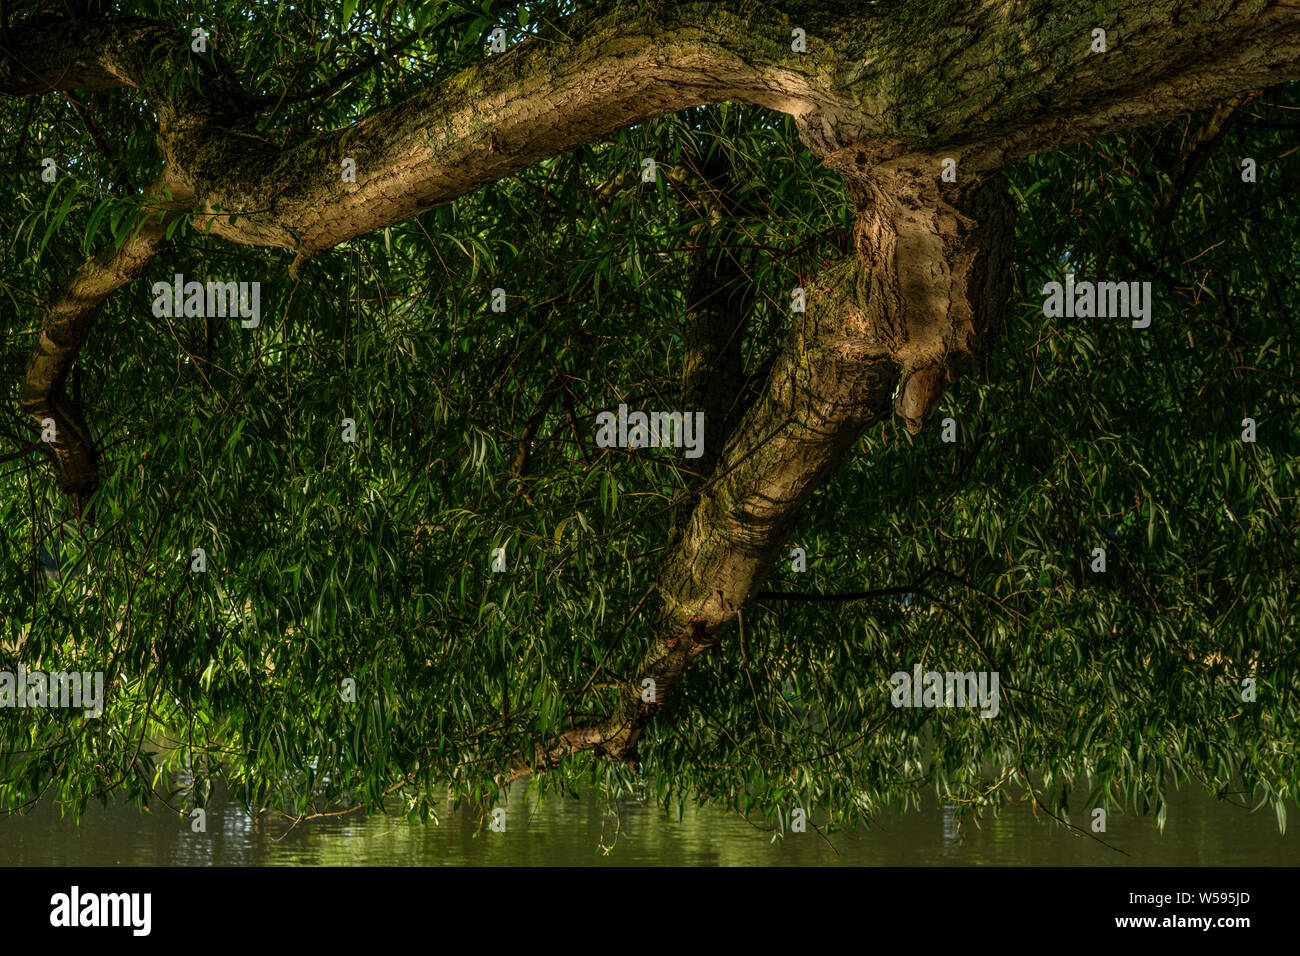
[
  {"left": 1, "top": 4, "right": 844, "bottom": 253},
  {"left": 17, "top": 169, "right": 195, "bottom": 515},
  {"left": 508, "top": 169, "right": 1015, "bottom": 780},
  {"left": 7, "top": 2, "right": 1294, "bottom": 264}
]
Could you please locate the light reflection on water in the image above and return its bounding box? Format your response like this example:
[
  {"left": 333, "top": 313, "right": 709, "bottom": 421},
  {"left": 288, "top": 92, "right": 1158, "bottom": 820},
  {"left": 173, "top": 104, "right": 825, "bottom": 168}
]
[{"left": 2, "top": 781, "right": 1295, "bottom": 866}]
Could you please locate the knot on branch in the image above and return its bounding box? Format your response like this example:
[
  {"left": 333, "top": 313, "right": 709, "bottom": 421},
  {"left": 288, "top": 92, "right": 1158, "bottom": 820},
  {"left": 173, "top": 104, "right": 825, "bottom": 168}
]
[{"left": 842, "top": 157, "right": 1015, "bottom": 433}]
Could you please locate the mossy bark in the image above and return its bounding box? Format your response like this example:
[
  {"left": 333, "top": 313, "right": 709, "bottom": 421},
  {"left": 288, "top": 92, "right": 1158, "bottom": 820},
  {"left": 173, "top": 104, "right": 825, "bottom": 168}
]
[{"left": 17, "top": 171, "right": 195, "bottom": 517}]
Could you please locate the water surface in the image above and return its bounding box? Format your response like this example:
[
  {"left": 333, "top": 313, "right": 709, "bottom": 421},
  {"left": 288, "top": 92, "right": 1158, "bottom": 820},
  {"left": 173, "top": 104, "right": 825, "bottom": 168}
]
[{"left": 2, "top": 782, "right": 1293, "bottom": 865}]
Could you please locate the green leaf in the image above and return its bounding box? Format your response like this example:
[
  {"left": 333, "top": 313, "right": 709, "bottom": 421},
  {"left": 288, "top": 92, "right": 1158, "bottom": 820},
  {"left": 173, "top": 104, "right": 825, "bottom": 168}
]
[
  {"left": 82, "top": 196, "right": 116, "bottom": 256},
  {"left": 37, "top": 181, "right": 80, "bottom": 259}
]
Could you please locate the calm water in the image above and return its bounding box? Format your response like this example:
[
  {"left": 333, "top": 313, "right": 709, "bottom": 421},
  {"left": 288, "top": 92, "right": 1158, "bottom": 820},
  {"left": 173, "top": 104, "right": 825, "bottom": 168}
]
[{"left": 2, "top": 782, "right": 1295, "bottom": 865}]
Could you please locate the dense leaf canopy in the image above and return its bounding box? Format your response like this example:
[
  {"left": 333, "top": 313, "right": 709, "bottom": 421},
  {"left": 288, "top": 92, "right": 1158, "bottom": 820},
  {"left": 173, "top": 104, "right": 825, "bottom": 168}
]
[{"left": 1, "top": 0, "right": 1296, "bottom": 837}]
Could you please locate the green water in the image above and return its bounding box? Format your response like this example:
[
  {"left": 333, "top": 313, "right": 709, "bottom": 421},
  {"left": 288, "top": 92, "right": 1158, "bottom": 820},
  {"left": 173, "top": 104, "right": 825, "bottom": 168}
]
[{"left": 2, "top": 782, "right": 1295, "bottom": 865}]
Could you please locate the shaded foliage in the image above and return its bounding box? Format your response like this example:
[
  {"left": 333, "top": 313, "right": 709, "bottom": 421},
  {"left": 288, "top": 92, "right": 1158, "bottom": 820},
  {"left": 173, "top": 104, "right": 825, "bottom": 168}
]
[{"left": 0, "top": 0, "right": 1295, "bottom": 837}]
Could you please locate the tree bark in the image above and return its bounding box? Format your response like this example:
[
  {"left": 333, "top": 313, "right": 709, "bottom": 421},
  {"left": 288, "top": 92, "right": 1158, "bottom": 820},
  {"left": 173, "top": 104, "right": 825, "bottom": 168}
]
[
  {"left": 5, "top": 3, "right": 1297, "bottom": 254},
  {"left": 510, "top": 168, "right": 1014, "bottom": 776},
  {"left": 17, "top": 170, "right": 195, "bottom": 517}
]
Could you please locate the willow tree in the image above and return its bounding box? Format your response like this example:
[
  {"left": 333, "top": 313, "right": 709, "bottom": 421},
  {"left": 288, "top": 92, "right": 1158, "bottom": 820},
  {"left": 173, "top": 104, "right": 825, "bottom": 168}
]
[{"left": 1, "top": 0, "right": 1296, "bottom": 836}]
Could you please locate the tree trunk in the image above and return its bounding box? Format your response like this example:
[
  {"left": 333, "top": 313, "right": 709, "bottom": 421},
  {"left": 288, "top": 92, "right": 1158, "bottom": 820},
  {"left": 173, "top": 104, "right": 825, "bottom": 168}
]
[{"left": 517, "top": 167, "right": 1015, "bottom": 772}]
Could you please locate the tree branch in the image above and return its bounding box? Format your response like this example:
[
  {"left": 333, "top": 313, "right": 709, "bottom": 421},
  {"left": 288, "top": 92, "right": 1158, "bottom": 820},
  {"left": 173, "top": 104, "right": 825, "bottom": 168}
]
[
  {"left": 508, "top": 170, "right": 1015, "bottom": 781},
  {"left": 5, "top": 2, "right": 1300, "bottom": 261},
  {"left": 17, "top": 168, "right": 195, "bottom": 516},
  {"left": 492, "top": 375, "right": 565, "bottom": 497}
]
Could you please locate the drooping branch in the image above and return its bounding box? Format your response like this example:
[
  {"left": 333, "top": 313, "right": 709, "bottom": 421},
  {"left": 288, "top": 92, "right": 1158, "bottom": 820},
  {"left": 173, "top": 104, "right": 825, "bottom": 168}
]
[
  {"left": 1154, "top": 95, "right": 1255, "bottom": 231},
  {"left": 756, "top": 566, "right": 946, "bottom": 603},
  {"left": 508, "top": 169, "right": 1015, "bottom": 779},
  {"left": 17, "top": 169, "right": 195, "bottom": 515},
  {"left": 492, "top": 375, "right": 565, "bottom": 497}
]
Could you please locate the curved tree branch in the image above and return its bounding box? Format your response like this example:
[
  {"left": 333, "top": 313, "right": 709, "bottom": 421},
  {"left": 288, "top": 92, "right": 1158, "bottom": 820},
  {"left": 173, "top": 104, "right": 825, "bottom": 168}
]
[
  {"left": 5, "top": 3, "right": 1294, "bottom": 259},
  {"left": 17, "top": 168, "right": 195, "bottom": 515},
  {"left": 508, "top": 169, "right": 1015, "bottom": 780}
]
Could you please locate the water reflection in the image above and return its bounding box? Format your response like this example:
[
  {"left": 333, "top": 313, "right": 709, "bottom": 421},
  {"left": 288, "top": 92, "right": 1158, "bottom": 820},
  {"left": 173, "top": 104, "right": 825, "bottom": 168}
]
[
  {"left": 1, "top": 783, "right": 1293, "bottom": 866},
  {"left": 941, "top": 802, "right": 960, "bottom": 857}
]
